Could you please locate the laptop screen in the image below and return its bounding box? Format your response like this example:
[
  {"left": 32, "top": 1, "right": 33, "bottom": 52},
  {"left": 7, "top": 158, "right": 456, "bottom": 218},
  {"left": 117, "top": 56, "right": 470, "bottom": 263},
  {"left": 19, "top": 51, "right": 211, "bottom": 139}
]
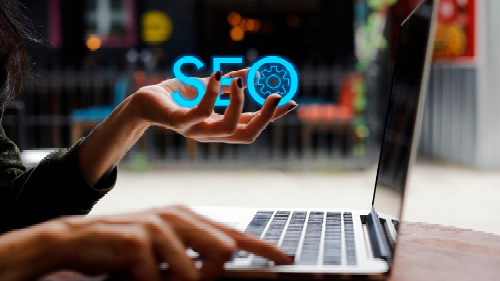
[{"left": 372, "top": 0, "right": 436, "bottom": 220}]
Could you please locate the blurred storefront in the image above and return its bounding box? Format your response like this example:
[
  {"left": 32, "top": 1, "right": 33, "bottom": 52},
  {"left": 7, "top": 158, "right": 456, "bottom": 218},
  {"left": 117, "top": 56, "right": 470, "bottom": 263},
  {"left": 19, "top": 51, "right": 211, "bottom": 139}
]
[{"left": 3, "top": 0, "right": 499, "bottom": 169}]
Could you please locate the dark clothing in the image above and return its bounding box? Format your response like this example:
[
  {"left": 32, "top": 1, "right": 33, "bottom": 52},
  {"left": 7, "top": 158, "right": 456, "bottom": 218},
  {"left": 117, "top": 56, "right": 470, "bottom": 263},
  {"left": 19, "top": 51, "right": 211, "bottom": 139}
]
[{"left": 0, "top": 109, "right": 117, "bottom": 234}]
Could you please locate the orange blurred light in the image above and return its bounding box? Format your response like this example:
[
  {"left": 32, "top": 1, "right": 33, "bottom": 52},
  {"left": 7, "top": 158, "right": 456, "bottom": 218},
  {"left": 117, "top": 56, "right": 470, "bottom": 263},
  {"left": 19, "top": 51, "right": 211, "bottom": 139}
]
[
  {"left": 245, "top": 19, "right": 255, "bottom": 31},
  {"left": 230, "top": 26, "right": 245, "bottom": 41},
  {"left": 253, "top": 19, "right": 261, "bottom": 31},
  {"left": 240, "top": 19, "right": 247, "bottom": 31},
  {"left": 228, "top": 12, "right": 241, "bottom": 26},
  {"left": 86, "top": 34, "right": 101, "bottom": 51}
]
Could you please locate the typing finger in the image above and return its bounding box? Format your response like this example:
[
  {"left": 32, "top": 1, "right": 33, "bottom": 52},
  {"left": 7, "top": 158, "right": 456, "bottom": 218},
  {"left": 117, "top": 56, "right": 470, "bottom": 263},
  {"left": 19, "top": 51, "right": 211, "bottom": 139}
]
[
  {"left": 177, "top": 206, "right": 293, "bottom": 265},
  {"left": 151, "top": 222, "right": 199, "bottom": 281},
  {"left": 157, "top": 209, "right": 237, "bottom": 281},
  {"left": 129, "top": 247, "right": 162, "bottom": 281}
]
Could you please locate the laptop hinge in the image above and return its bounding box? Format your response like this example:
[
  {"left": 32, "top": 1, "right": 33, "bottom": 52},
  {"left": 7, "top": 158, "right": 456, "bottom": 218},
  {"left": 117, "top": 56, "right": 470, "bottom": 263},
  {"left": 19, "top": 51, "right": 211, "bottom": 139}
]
[{"left": 366, "top": 210, "right": 392, "bottom": 265}]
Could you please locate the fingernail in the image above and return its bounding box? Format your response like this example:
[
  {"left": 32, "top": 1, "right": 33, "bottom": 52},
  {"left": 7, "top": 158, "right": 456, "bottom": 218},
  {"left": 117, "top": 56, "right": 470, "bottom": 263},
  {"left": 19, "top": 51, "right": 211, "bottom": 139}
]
[
  {"left": 274, "top": 98, "right": 282, "bottom": 107},
  {"left": 215, "top": 71, "right": 221, "bottom": 81},
  {"left": 237, "top": 77, "right": 243, "bottom": 88},
  {"left": 287, "top": 104, "right": 298, "bottom": 112}
]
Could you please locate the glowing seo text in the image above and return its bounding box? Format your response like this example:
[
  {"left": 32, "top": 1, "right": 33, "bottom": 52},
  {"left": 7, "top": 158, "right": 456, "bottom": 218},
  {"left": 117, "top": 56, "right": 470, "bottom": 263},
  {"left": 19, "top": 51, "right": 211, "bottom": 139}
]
[{"left": 171, "top": 55, "right": 299, "bottom": 108}]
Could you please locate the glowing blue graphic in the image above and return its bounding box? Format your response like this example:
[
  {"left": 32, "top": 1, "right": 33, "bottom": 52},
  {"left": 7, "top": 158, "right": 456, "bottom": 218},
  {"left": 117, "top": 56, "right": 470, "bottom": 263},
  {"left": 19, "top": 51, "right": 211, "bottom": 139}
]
[
  {"left": 212, "top": 56, "right": 244, "bottom": 108},
  {"left": 247, "top": 56, "right": 299, "bottom": 107},
  {"left": 257, "top": 65, "right": 290, "bottom": 96},
  {"left": 171, "top": 55, "right": 206, "bottom": 108},
  {"left": 171, "top": 55, "right": 299, "bottom": 108}
]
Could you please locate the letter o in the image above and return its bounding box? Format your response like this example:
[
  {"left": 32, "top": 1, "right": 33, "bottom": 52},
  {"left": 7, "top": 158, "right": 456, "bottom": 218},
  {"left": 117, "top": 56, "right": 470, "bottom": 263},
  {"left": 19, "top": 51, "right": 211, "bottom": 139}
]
[{"left": 247, "top": 56, "right": 299, "bottom": 107}]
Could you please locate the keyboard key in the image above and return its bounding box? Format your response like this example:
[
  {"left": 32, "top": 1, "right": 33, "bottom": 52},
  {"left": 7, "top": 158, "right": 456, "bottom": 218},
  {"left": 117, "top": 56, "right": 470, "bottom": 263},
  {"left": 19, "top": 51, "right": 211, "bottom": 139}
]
[
  {"left": 323, "top": 212, "right": 343, "bottom": 266},
  {"left": 298, "top": 212, "right": 324, "bottom": 264},
  {"left": 343, "top": 212, "right": 357, "bottom": 265},
  {"left": 251, "top": 256, "right": 269, "bottom": 266},
  {"left": 236, "top": 211, "right": 274, "bottom": 261}
]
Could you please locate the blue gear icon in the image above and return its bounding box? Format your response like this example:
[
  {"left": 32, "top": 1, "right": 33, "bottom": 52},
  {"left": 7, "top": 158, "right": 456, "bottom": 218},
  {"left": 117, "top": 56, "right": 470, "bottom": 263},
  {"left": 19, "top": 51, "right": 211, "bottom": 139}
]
[{"left": 256, "top": 65, "right": 290, "bottom": 97}]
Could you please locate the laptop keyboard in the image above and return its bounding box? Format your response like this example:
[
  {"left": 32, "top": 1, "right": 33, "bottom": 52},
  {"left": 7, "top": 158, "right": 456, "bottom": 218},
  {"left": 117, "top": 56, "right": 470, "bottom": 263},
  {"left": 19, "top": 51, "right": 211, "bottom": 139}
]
[
  {"left": 231, "top": 210, "right": 357, "bottom": 266},
  {"left": 323, "top": 212, "right": 342, "bottom": 265}
]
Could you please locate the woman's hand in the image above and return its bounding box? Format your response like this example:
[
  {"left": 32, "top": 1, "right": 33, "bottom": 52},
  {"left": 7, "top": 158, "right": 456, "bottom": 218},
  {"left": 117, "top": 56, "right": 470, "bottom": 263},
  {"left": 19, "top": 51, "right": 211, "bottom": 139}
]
[
  {"left": 77, "top": 69, "right": 298, "bottom": 186},
  {"left": 24, "top": 206, "right": 291, "bottom": 281},
  {"left": 133, "top": 69, "right": 298, "bottom": 143}
]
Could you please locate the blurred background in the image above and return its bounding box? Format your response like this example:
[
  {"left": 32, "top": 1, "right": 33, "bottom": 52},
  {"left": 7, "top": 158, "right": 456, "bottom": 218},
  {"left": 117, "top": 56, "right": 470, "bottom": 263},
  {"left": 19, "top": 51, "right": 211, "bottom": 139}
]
[{"left": 2, "top": 0, "right": 500, "bottom": 235}]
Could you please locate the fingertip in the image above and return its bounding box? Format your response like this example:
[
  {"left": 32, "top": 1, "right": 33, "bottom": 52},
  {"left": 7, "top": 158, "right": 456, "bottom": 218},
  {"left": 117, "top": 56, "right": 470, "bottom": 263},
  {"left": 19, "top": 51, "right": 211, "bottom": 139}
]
[
  {"left": 214, "top": 71, "right": 222, "bottom": 81},
  {"left": 275, "top": 255, "right": 294, "bottom": 265},
  {"left": 287, "top": 103, "right": 298, "bottom": 112},
  {"left": 274, "top": 97, "right": 282, "bottom": 107},
  {"left": 266, "top": 93, "right": 282, "bottom": 101},
  {"left": 261, "top": 94, "right": 282, "bottom": 111}
]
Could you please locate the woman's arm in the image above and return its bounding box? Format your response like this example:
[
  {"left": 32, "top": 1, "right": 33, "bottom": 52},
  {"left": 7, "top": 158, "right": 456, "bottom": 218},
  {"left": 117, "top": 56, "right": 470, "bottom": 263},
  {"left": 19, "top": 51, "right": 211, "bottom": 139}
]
[
  {"left": 0, "top": 111, "right": 116, "bottom": 234},
  {"left": 0, "top": 221, "right": 64, "bottom": 281},
  {"left": 76, "top": 93, "right": 148, "bottom": 186},
  {"left": 77, "top": 70, "right": 297, "bottom": 186}
]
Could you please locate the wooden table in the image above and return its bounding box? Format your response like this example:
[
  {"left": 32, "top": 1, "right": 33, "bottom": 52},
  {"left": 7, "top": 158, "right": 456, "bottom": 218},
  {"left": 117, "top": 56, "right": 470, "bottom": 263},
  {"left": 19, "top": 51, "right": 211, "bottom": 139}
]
[
  {"left": 40, "top": 222, "right": 500, "bottom": 281},
  {"left": 389, "top": 222, "right": 500, "bottom": 281}
]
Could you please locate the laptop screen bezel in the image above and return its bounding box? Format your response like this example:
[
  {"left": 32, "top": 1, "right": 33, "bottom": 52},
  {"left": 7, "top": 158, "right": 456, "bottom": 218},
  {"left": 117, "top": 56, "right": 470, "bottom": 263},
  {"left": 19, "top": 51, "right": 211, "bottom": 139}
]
[{"left": 370, "top": 0, "right": 438, "bottom": 264}]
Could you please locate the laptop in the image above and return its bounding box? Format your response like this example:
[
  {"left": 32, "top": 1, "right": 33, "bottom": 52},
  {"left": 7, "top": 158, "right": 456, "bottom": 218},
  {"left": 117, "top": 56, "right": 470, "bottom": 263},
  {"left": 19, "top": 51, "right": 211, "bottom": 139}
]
[{"left": 189, "top": 0, "right": 438, "bottom": 278}]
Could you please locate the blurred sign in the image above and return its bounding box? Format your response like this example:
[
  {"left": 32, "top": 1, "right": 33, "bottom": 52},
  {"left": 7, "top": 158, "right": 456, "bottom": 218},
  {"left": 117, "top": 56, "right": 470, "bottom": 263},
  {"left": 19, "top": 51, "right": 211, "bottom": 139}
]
[
  {"left": 142, "top": 11, "right": 173, "bottom": 45},
  {"left": 433, "top": 0, "right": 476, "bottom": 61},
  {"left": 390, "top": 0, "right": 476, "bottom": 62}
]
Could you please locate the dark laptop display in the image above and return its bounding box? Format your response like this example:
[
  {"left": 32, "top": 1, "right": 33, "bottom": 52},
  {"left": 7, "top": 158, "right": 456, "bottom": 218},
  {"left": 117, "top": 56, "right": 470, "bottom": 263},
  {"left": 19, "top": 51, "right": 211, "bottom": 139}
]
[{"left": 372, "top": 0, "right": 436, "bottom": 221}]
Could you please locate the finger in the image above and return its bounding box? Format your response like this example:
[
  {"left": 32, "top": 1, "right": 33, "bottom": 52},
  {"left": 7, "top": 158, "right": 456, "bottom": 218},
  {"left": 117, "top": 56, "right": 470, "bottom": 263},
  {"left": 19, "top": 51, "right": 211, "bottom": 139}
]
[
  {"left": 217, "top": 69, "right": 248, "bottom": 93},
  {"left": 199, "top": 251, "right": 232, "bottom": 281},
  {"left": 137, "top": 84, "right": 201, "bottom": 126},
  {"left": 152, "top": 223, "right": 199, "bottom": 281},
  {"left": 190, "top": 71, "right": 221, "bottom": 118},
  {"left": 177, "top": 207, "right": 293, "bottom": 265},
  {"left": 200, "top": 69, "right": 250, "bottom": 93},
  {"left": 197, "top": 94, "right": 282, "bottom": 144},
  {"left": 184, "top": 78, "right": 244, "bottom": 137},
  {"left": 238, "top": 101, "right": 298, "bottom": 124},
  {"left": 159, "top": 78, "right": 206, "bottom": 101},
  {"left": 193, "top": 77, "right": 244, "bottom": 137},
  {"left": 223, "top": 77, "right": 244, "bottom": 125},
  {"left": 129, "top": 247, "right": 162, "bottom": 281},
  {"left": 157, "top": 209, "right": 237, "bottom": 281},
  {"left": 267, "top": 100, "right": 298, "bottom": 122}
]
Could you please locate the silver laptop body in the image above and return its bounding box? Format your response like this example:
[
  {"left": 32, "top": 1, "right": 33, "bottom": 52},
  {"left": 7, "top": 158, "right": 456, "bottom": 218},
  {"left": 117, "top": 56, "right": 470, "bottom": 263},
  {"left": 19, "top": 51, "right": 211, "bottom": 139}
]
[{"left": 192, "top": 0, "right": 438, "bottom": 278}]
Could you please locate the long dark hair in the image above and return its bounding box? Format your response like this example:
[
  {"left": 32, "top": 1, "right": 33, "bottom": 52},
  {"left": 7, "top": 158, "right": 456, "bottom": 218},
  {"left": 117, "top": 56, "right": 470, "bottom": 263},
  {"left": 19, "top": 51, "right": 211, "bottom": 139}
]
[{"left": 0, "top": 0, "right": 37, "bottom": 107}]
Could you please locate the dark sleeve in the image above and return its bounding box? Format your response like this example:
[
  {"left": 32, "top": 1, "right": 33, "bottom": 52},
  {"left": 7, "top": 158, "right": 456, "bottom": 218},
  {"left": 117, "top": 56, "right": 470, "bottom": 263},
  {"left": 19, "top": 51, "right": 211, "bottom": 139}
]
[{"left": 0, "top": 109, "right": 117, "bottom": 234}]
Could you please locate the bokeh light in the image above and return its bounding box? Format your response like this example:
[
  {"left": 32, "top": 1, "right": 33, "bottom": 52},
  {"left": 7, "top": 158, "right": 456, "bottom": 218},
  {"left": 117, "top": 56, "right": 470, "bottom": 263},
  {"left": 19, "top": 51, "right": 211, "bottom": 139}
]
[
  {"left": 227, "top": 12, "right": 241, "bottom": 26},
  {"left": 245, "top": 19, "right": 255, "bottom": 31},
  {"left": 86, "top": 34, "right": 101, "bottom": 51},
  {"left": 252, "top": 19, "right": 261, "bottom": 31},
  {"left": 240, "top": 19, "right": 247, "bottom": 31},
  {"left": 230, "top": 26, "right": 244, "bottom": 41}
]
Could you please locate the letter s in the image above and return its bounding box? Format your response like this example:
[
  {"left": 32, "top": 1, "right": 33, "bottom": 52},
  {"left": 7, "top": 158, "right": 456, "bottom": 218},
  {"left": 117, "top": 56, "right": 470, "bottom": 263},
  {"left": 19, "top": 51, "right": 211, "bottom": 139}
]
[{"left": 171, "top": 56, "right": 206, "bottom": 108}]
